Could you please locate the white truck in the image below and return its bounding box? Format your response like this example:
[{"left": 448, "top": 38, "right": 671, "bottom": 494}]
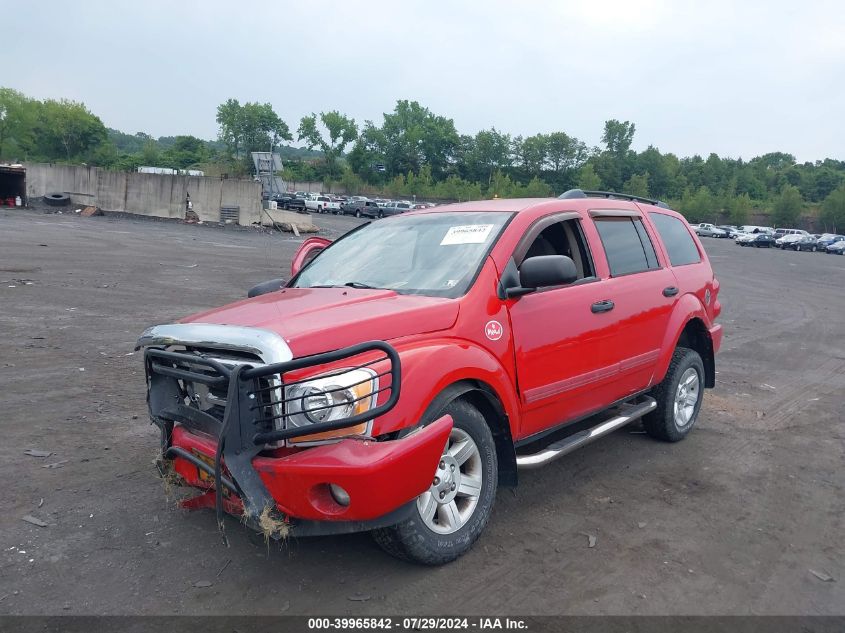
[{"left": 304, "top": 194, "right": 341, "bottom": 214}]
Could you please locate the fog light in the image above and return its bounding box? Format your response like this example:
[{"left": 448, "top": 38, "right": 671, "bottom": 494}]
[{"left": 329, "top": 484, "right": 350, "bottom": 507}]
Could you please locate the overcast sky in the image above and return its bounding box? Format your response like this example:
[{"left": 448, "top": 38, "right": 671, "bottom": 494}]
[{"left": 6, "top": 0, "right": 845, "bottom": 162}]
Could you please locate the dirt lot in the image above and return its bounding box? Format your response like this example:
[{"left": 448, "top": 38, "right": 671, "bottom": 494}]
[{"left": 1, "top": 208, "right": 843, "bottom": 616}]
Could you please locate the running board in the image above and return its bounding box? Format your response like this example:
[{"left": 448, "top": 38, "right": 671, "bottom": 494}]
[{"left": 516, "top": 397, "right": 657, "bottom": 470}]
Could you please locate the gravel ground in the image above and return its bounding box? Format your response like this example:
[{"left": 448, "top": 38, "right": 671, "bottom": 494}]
[{"left": 0, "top": 208, "right": 843, "bottom": 615}]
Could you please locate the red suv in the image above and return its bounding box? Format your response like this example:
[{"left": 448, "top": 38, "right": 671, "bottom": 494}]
[{"left": 138, "top": 189, "right": 722, "bottom": 565}]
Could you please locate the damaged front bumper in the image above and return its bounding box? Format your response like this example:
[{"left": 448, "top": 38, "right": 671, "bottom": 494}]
[
  {"left": 166, "top": 416, "right": 452, "bottom": 537},
  {"left": 142, "top": 336, "right": 451, "bottom": 538}
]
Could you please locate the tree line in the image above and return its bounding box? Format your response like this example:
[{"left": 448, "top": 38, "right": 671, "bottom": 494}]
[{"left": 2, "top": 86, "right": 844, "bottom": 230}]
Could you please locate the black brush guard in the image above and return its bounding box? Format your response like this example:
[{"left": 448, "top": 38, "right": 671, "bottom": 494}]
[{"left": 144, "top": 341, "right": 401, "bottom": 541}]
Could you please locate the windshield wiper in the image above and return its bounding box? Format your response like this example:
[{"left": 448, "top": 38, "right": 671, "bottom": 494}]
[{"left": 308, "top": 281, "right": 381, "bottom": 290}]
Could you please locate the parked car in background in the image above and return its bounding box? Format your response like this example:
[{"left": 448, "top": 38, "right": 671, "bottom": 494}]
[
  {"left": 786, "top": 234, "right": 820, "bottom": 252},
  {"left": 747, "top": 233, "right": 776, "bottom": 248},
  {"left": 826, "top": 239, "right": 845, "bottom": 255},
  {"left": 773, "top": 228, "right": 807, "bottom": 242},
  {"left": 305, "top": 195, "right": 341, "bottom": 214},
  {"left": 716, "top": 225, "right": 740, "bottom": 238},
  {"left": 342, "top": 199, "right": 383, "bottom": 218},
  {"left": 737, "top": 225, "right": 774, "bottom": 237},
  {"left": 381, "top": 201, "right": 414, "bottom": 216},
  {"left": 816, "top": 234, "right": 845, "bottom": 251},
  {"left": 735, "top": 232, "right": 757, "bottom": 246},
  {"left": 272, "top": 193, "right": 306, "bottom": 213},
  {"left": 694, "top": 223, "right": 728, "bottom": 238},
  {"left": 774, "top": 229, "right": 810, "bottom": 248}
]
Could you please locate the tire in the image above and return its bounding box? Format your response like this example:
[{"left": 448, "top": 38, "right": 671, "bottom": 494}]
[
  {"left": 378, "top": 211, "right": 384, "bottom": 219},
  {"left": 643, "top": 347, "right": 705, "bottom": 443},
  {"left": 372, "top": 399, "right": 498, "bottom": 565},
  {"left": 355, "top": 210, "right": 361, "bottom": 218},
  {"left": 44, "top": 193, "right": 70, "bottom": 207}
]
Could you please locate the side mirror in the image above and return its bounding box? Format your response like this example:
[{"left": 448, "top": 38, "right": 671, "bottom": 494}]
[
  {"left": 518, "top": 255, "right": 577, "bottom": 292},
  {"left": 248, "top": 278, "right": 286, "bottom": 298},
  {"left": 291, "top": 236, "right": 332, "bottom": 277}
]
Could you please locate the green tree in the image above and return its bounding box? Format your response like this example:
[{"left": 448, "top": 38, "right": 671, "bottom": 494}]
[
  {"left": 545, "top": 132, "right": 588, "bottom": 173},
  {"left": 771, "top": 185, "right": 803, "bottom": 228},
  {"left": 461, "top": 128, "right": 512, "bottom": 185},
  {"left": 601, "top": 119, "right": 636, "bottom": 155},
  {"left": 577, "top": 163, "right": 602, "bottom": 190},
  {"left": 680, "top": 186, "right": 716, "bottom": 222},
  {"left": 215, "top": 99, "right": 291, "bottom": 167},
  {"left": 298, "top": 110, "right": 358, "bottom": 180},
  {"left": 379, "top": 100, "right": 459, "bottom": 180},
  {"left": 729, "top": 193, "right": 752, "bottom": 226},
  {"left": 517, "top": 134, "right": 548, "bottom": 178},
  {"left": 594, "top": 119, "right": 636, "bottom": 191},
  {"left": 820, "top": 185, "right": 845, "bottom": 232},
  {"left": 623, "top": 172, "right": 650, "bottom": 198},
  {"left": 520, "top": 176, "right": 553, "bottom": 197},
  {"left": 35, "top": 99, "right": 107, "bottom": 161},
  {"left": 636, "top": 146, "right": 671, "bottom": 197},
  {"left": 347, "top": 121, "right": 387, "bottom": 183},
  {"left": 161, "top": 135, "right": 210, "bottom": 169},
  {"left": 140, "top": 138, "right": 160, "bottom": 166},
  {"left": 0, "top": 87, "right": 36, "bottom": 158}
]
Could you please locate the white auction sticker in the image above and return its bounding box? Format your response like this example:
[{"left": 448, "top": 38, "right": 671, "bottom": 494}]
[{"left": 440, "top": 224, "right": 494, "bottom": 245}]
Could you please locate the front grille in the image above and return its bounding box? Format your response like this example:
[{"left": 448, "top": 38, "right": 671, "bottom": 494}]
[
  {"left": 145, "top": 340, "right": 400, "bottom": 446},
  {"left": 149, "top": 346, "right": 282, "bottom": 442}
]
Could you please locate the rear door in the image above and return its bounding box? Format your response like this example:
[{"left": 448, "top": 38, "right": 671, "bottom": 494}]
[
  {"left": 506, "top": 214, "right": 625, "bottom": 437},
  {"left": 584, "top": 210, "right": 679, "bottom": 399}
]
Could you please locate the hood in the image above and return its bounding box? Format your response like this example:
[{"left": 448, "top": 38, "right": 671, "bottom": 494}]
[{"left": 181, "top": 287, "right": 459, "bottom": 357}]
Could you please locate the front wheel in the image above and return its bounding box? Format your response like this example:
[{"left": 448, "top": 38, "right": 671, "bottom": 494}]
[
  {"left": 643, "top": 347, "right": 705, "bottom": 442},
  {"left": 372, "top": 399, "right": 497, "bottom": 565},
  {"left": 355, "top": 210, "right": 361, "bottom": 218}
]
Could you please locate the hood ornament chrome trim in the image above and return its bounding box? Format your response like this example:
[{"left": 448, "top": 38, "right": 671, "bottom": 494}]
[{"left": 136, "top": 323, "right": 292, "bottom": 364}]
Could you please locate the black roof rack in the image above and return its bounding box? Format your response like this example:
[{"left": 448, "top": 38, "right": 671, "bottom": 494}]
[{"left": 558, "top": 188, "right": 670, "bottom": 209}]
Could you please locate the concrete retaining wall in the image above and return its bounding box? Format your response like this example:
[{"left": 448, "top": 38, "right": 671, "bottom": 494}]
[{"left": 24, "top": 163, "right": 262, "bottom": 226}]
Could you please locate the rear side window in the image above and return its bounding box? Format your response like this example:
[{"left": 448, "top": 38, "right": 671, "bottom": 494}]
[
  {"left": 594, "top": 217, "right": 660, "bottom": 276},
  {"left": 649, "top": 213, "right": 701, "bottom": 267}
]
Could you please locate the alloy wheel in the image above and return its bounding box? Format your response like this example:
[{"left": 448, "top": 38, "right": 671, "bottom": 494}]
[
  {"left": 673, "top": 368, "right": 700, "bottom": 428},
  {"left": 416, "top": 428, "right": 482, "bottom": 534}
]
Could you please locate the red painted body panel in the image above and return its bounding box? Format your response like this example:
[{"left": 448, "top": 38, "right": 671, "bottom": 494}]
[
  {"left": 183, "top": 287, "right": 458, "bottom": 358},
  {"left": 290, "top": 236, "right": 331, "bottom": 277},
  {"left": 170, "top": 416, "right": 453, "bottom": 521},
  {"left": 163, "top": 196, "right": 721, "bottom": 525}
]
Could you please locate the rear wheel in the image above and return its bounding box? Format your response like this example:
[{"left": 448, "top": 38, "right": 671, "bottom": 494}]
[
  {"left": 372, "top": 399, "right": 497, "bottom": 565},
  {"left": 355, "top": 210, "right": 361, "bottom": 218},
  {"left": 643, "top": 347, "right": 705, "bottom": 442}
]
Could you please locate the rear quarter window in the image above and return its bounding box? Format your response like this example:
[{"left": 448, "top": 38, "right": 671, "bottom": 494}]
[{"left": 649, "top": 213, "right": 702, "bottom": 267}]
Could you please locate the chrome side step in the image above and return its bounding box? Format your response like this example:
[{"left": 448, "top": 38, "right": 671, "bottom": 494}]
[{"left": 516, "top": 397, "right": 657, "bottom": 470}]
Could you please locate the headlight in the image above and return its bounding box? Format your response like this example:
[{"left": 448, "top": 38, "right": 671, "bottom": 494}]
[{"left": 284, "top": 368, "right": 377, "bottom": 443}]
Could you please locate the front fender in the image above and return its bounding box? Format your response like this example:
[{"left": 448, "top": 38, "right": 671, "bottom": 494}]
[
  {"left": 372, "top": 338, "right": 520, "bottom": 439},
  {"left": 652, "top": 293, "right": 713, "bottom": 385}
]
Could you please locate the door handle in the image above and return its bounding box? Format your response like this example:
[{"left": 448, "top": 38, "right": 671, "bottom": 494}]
[
  {"left": 663, "top": 286, "right": 679, "bottom": 297},
  {"left": 591, "top": 300, "right": 615, "bottom": 313}
]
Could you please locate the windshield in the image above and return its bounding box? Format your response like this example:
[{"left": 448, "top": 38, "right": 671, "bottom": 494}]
[{"left": 293, "top": 212, "right": 512, "bottom": 298}]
